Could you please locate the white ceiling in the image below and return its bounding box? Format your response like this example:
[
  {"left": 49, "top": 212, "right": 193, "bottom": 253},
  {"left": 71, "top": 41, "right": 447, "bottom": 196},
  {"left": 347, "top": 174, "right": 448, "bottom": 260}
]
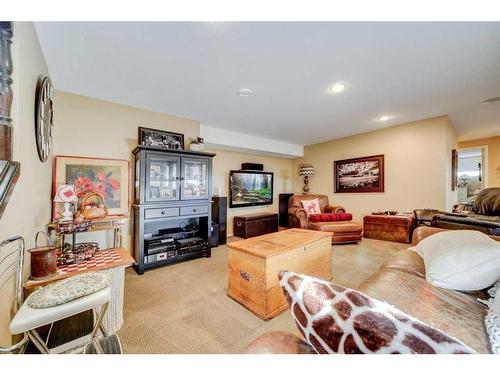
[{"left": 34, "top": 22, "right": 500, "bottom": 145}]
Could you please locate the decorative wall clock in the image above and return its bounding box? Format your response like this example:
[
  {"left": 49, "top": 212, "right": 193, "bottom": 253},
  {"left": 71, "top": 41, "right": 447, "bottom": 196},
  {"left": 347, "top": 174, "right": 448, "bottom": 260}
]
[{"left": 34, "top": 76, "right": 54, "bottom": 162}]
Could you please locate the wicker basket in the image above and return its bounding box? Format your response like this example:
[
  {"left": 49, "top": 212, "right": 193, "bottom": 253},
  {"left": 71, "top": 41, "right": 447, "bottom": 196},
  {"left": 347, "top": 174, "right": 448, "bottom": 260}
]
[
  {"left": 54, "top": 220, "right": 92, "bottom": 234},
  {"left": 58, "top": 242, "right": 99, "bottom": 265},
  {"left": 81, "top": 191, "right": 108, "bottom": 220}
]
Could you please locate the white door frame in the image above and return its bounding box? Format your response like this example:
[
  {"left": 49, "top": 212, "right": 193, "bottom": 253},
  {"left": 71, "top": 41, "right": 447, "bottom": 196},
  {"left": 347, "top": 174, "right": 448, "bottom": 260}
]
[{"left": 457, "top": 145, "right": 489, "bottom": 188}]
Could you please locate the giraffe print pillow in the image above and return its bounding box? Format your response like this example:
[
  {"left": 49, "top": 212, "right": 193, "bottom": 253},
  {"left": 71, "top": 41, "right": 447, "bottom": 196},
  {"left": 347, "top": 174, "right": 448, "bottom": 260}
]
[{"left": 279, "top": 271, "right": 476, "bottom": 354}]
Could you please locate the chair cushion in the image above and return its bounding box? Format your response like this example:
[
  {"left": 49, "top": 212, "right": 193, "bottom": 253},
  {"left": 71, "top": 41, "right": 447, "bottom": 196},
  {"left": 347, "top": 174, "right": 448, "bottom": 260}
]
[
  {"left": 308, "top": 213, "right": 353, "bottom": 222},
  {"left": 279, "top": 270, "right": 475, "bottom": 354},
  {"left": 301, "top": 198, "right": 321, "bottom": 215},
  {"left": 26, "top": 271, "right": 111, "bottom": 309}
]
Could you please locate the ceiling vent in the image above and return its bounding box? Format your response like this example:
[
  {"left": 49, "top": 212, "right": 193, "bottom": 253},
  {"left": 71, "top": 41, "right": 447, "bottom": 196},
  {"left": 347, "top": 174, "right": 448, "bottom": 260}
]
[{"left": 483, "top": 96, "right": 500, "bottom": 104}]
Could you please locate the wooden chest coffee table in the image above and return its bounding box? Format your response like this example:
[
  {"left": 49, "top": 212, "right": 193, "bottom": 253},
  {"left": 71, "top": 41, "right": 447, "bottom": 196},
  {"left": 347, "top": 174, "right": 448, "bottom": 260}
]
[
  {"left": 363, "top": 214, "right": 416, "bottom": 243},
  {"left": 227, "top": 228, "right": 332, "bottom": 320}
]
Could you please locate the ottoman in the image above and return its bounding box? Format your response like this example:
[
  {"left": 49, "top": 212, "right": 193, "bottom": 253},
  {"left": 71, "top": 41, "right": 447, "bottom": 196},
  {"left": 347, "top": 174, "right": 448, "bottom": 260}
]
[
  {"left": 363, "top": 214, "right": 415, "bottom": 243},
  {"left": 307, "top": 221, "right": 362, "bottom": 244}
]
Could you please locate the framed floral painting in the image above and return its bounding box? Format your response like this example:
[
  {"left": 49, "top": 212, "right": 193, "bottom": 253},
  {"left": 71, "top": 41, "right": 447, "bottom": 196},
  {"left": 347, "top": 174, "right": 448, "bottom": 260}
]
[{"left": 53, "top": 156, "right": 129, "bottom": 220}]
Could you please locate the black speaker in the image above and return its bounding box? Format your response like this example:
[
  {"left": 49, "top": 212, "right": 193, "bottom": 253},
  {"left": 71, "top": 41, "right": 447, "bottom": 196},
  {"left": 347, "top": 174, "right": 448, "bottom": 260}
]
[
  {"left": 279, "top": 193, "right": 294, "bottom": 227},
  {"left": 241, "top": 163, "right": 264, "bottom": 171},
  {"left": 212, "top": 196, "right": 227, "bottom": 244},
  {"left": 210, "top": 224, "right": 220, "bottom": 247}
]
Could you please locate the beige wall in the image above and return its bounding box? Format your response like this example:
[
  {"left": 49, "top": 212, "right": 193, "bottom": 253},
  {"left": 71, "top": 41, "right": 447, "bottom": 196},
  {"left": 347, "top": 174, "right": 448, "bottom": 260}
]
[
  {"left": 53, "top": 92, "right": 294, "bottom": 244},
  {"left": 292, "top": 116, "right": 457, "bottom": 222},
  {"left": 53, "top": 91, "right": 200, "bottom": 254},
  {"left": 0, "top": 23, "right": 51, "bottom": 346},
  {"left": 207, "top": 148, "right": 293, "bottom": 236},
  {"left": 458, "top": 136, "right": 500, "bottom": 188}
]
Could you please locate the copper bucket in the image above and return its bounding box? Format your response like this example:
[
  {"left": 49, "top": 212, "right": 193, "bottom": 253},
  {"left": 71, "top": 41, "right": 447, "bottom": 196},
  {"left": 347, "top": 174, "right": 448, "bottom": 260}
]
[{"left": 28, "top": 231, "right": 59, "bottom": 280}]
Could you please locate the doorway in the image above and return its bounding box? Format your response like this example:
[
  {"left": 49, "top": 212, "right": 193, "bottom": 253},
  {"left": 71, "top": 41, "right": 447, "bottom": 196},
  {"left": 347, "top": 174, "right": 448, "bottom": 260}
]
[{"left": 457, "top": 147, "right": 488, "bottom": 204}]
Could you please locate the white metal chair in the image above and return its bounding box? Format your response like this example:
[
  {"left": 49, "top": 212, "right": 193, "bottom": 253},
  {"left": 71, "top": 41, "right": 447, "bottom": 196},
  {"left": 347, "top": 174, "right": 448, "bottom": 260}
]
[{"left": 0, "top": 235, "right": 112, "bottom": 354}]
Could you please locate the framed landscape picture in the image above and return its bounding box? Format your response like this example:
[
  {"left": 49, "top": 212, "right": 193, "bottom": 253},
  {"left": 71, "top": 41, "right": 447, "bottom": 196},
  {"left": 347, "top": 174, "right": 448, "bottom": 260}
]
[
  {"left": 138, "top": 126, "right": 184, "bottom": 150},
  {"left": 53, "top": 155, "right": 130, "bottom": 220},
  {"left": 334, "top": 154, "right": 384, "bottom": 193}
]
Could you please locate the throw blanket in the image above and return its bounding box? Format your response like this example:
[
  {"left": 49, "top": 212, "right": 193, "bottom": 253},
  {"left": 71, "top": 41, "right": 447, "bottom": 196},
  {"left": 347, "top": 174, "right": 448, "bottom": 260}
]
[{"left": 473, "top": 188, "right": 500, "bottom": 216}]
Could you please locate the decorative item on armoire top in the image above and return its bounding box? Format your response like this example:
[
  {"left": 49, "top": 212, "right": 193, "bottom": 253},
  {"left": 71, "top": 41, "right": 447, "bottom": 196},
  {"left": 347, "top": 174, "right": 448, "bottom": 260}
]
[
  {"left": 81, "top": 191, "right": 108, "bottom": 220},
  {"left": 334, "top": 154, "right": 384, "bottom": 193},
  {"left": 53, "top": 155, "right": 129, "bottom": 220},
  {"left": 34, "top": 76, "right": 55, "bottom": 162},
  {"left": 299, "top": 164, "right": 314, "bottom": 194},
  {"left": 189, "top": 136, "right": 205, "bottom": 152},
  {"left": 53, "top": 184, "right": 78, "bottom": 223},
  {"left": 138, "top": 126, "right": 184, "bottom": 150}
]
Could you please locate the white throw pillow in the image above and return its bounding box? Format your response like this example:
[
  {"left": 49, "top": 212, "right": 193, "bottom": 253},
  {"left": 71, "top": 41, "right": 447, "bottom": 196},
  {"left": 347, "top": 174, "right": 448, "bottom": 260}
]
[
  {"left": 301, "top": 198, "right": 321, "bottom": 215},
  {"left": 418, "top": 230, "right": 500, "bottom": 291}
]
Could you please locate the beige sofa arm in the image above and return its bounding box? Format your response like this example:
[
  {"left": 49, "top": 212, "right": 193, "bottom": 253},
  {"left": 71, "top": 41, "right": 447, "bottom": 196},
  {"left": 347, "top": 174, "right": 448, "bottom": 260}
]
[
  {"left": 288, "top": 207, "right": 308, "bottom": 229},
  {"left": 324, "top": 205, "right": 346, "bottom": 214}
]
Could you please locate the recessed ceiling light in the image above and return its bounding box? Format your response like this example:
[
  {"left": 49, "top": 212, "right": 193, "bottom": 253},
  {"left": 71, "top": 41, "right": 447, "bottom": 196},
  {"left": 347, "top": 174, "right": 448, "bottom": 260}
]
[
  {"left": 328, "top": 82, "right": 346, "bottom": 94},
  {"left": 237, "top": 88, "right": 253, "bottom": 97},
  {"left": 379, "top": 115, "right": 392, "bottom": 122}
]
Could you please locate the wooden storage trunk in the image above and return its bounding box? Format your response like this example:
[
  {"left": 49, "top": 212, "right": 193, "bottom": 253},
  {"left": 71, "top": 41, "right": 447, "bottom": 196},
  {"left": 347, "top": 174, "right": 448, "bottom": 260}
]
[
  {"left": 227, "top": 229, "right": 332, "bottom": 320},
  {"left": 233, "top": 212, "right": 278, "bottom": 239},
  {"left": 363, "top": 214, "right": 415, "bottom": 243}
]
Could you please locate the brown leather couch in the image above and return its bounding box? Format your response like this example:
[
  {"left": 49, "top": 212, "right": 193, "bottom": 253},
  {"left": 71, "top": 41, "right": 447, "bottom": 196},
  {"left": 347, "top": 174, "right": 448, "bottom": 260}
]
[
  {"left": 246, "top": 226, "right": 499, "bottom": 354},
  {"left": 288, "top": 194, "right": 362, "bottom": 244},
  {"left": 415, "top": 188, "right": 500, "bottom": 236}
]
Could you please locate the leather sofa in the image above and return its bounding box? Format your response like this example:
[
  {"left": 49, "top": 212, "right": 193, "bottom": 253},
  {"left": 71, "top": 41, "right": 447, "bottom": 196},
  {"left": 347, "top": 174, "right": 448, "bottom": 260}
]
[
  {"left": 246, "top": 226, "right": 500, "bottom": 354},
  {"left": 288, "top": 194, "right": 362, "bottom": 244},
  {"left": 414, "top": 188, "right": 500, "bottom": 235}
]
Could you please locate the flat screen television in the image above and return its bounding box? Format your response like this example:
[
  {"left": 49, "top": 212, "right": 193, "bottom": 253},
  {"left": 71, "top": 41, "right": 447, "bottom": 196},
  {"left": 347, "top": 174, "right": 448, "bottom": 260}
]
[{"left": 229, "top": 170, "right": 274, "bottom": 208}]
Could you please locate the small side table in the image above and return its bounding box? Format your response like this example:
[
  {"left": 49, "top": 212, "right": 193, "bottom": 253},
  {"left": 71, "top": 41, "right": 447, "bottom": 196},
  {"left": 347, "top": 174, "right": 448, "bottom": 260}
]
[{"left": 363, "top": 214, "right": 416, "bottom": 243}]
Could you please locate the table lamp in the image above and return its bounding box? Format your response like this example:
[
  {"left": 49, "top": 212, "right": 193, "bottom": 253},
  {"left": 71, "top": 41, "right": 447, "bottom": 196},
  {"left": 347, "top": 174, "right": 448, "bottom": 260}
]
[
  {"left": 299, "top": 164, "right": 314, "bottom": 194},
  {"left": 54, "top": 184, "right": 78, "bottom": 222}
]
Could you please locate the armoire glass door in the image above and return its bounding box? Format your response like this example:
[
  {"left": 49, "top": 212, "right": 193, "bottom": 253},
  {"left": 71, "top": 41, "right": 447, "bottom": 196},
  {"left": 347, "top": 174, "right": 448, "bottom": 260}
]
[
  {"left": 181, "top": 157, "right": 209, "bottom": 200},
  {"left": 145, "top": 154, "right": 180, "bottom": 202}
]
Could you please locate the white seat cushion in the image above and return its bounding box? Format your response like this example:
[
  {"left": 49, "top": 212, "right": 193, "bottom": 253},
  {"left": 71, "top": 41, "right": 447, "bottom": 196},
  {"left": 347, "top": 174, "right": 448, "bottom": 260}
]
[{"left": 10, "top": 287, "right": 111, "bottom": 334}]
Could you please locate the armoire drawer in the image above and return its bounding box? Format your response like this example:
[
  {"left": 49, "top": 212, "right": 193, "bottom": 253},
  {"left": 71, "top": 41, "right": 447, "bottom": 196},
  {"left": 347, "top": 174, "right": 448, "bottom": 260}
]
[
  {"left": 180, "top": 205, "right": 208, "bottom": 216},
  {"left": 144, "top": 207, "right": 180, "bottom": 219}
]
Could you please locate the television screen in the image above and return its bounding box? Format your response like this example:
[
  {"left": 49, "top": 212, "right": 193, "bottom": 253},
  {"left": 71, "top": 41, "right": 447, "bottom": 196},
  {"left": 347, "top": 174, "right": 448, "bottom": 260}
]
[{"left": 229, "top": 170, "right": 273, "bottom": 208}]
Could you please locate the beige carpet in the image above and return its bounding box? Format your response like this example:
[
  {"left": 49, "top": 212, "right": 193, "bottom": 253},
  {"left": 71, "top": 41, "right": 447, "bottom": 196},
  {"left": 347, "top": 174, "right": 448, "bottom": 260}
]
[{"left": 118, "top": 237, "right": 407, "bottom": 354}]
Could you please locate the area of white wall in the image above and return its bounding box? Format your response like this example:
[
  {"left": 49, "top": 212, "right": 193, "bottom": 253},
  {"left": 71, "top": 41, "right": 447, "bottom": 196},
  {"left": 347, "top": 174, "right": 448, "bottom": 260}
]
[{"left": 201, "top": 124, "right": 303, "bottom": 159}]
